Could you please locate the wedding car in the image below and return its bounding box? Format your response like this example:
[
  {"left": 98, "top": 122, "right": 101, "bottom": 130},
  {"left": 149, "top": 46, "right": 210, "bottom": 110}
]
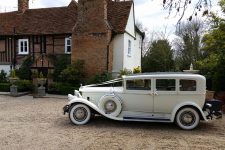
[{"left": 63, "top": 73, "right": 222, "bottom": 130}]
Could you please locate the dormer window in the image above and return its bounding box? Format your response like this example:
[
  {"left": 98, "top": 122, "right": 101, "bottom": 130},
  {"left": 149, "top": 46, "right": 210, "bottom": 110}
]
[
  {"left": 65, "top": 37, "right": 71, "bottom": 54},
  {"left": 18, "top": 39, "right": 29, "bottom": 55}
]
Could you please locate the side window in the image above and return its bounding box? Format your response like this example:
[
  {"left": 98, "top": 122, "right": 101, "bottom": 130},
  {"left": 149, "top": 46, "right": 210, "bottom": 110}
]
[
  {"left": 126, "top": 79, "right": 151, "bottom": 90},
  {"left": 18, "top": 39, "right": 29, "bottom": 55},
  {"left": 128, "top": 40, "right": 131, "bottom": 56},
  {"left": 179, "top": 80, "right": 196, "bottom": 91},
  {"left": 156, "top": 79, "right": 176, "bottom": 91},
  {"left": 65, "top": 37, "right": 71, "bottom": 54}
]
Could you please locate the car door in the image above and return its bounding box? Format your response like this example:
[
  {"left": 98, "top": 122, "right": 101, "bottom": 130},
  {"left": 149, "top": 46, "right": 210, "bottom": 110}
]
[
  {"left": 153, "top": 78, "right": 178, "bottom": 114},
  {"left": 121, "top": 78, "right": 154, "bottom": 113}
]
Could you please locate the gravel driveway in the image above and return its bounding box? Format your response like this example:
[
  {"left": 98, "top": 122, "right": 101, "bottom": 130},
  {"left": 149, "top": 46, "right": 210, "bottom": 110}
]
[{"left": 0, "top": 95, "right": 225, "bottom": 150}]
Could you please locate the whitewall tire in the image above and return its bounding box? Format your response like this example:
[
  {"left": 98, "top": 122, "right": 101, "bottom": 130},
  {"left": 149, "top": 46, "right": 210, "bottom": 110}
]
[
  {"left": 69, "top": 104, "right": 91, "bottom": 125},
  {"left": 176, "top": 107, "right": 200, "bottom": 130},
  {"left": 98, "top": 94, "right": 122, "bottom": 117}
]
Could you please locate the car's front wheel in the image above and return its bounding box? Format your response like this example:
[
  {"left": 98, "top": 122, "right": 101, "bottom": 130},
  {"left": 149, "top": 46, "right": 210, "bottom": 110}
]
[
  {"left": 69, "top": 104, "right": 91, "bottom": 125},
  {"left": 176, "top": 107, "right": 200, "bottom": 130}
]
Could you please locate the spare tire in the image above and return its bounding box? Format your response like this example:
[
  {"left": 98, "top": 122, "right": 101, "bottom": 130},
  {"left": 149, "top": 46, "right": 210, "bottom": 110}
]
[{"left": 98, "top": 94, "right": 122, "bottom": 117}]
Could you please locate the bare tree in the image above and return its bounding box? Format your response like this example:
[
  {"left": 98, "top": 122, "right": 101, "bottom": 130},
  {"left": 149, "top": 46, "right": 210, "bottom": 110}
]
[
  {"left": 136, "top": 20, "right": 152, "bottom": 56},
  {"left": 173, "top": 19, "right": 204, "bottom": 70},
  {"left": 163, "top": 0, "right": 212, "bottom": 24}
]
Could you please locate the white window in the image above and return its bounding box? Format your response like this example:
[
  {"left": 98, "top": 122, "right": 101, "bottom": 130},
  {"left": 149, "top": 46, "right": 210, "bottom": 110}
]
[
  {"left": 65, "top": 37, "right": 71, "bottom": 54},
  {"left": 128, "top": 40, "right": 131, "bottom": 56},
  {"left": 18, "top": 39, "right": 29, "bottom": 55}
]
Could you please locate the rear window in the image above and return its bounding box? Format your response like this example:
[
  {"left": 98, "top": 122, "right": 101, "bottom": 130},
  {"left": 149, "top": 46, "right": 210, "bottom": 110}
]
[
  {"left": 179, "top": 80, "right": 196, "bottom": 91},
  {"left": 156, "top": 79, "right": 176, "bottom": 91}
]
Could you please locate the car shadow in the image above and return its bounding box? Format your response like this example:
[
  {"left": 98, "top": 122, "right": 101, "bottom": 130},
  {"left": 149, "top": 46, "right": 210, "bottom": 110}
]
[{"left": 56, "top": 115, "right": 218, "bottom": 133}]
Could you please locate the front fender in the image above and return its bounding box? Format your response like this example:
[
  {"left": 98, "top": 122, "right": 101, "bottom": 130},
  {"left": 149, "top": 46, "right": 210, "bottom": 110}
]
[
  {"left": 171, "top": 101, "right": 207, "bottom": 122},
  {"left": 68, "top": 97, "right": 123, "bottom": 121}
]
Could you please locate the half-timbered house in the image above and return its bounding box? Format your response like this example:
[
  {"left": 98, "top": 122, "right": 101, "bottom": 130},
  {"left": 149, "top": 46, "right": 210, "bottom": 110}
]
[{"left": 0, "top": 0, "right": 144, "bottom": 78}]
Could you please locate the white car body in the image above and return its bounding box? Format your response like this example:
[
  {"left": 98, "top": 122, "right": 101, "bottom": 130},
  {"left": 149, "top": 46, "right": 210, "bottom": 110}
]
[{"left": 64, "top": 73, "right": 222, "bottom": 130}]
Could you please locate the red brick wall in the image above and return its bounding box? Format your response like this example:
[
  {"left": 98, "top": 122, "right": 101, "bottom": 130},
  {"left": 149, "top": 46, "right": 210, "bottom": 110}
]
[
  {"left": 72, "top": 34, "right": 109, "bottom": 77},
  {"left": 72, "top": 0, "right": 113, "bottom": 77}
]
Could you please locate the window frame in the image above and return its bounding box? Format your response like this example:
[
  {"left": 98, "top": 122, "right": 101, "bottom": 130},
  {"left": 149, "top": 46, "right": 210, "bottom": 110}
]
[
  {"left": 155, "top": 78, "right": 176, "bottom": 92},
  {"left": 18, "top": 39, "right": 29, "bottom": 55},
  {"left": 65, "top": 37, "right": 72, "bottom": 54},
  {"left": 179, "top": 79, "right": 197, "bottom": 92}
]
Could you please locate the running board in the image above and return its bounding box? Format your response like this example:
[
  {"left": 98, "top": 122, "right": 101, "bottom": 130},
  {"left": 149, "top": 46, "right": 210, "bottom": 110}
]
[{"left": 123, "top": 116, "right": 171, "bottom": 122}]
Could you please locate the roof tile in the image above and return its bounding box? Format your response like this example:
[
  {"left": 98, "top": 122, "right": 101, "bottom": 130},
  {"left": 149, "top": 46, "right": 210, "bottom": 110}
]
[{"left": 0, "top": 0, "right": 132, "bottom": 35}]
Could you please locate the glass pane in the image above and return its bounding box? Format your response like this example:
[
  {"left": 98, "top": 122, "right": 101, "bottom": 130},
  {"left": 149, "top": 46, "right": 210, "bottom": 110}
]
[
  {"left": 67, "top": 46, "right": 71, "bottom": 53},
  {"left": 128, "top": 40, "right": 131, "bottom": 55},
  {"left": 24, "top": 46, "right": 27, "bottom": 52},
  {"left": 20, "top": 41, "right": 23, "bottom": 52},
  {"left": 156, "top": 79, "right": 176, "bottom": 91},
  {"left": 127, "top": 79, "right": 151, "bottom": 90},
  {"left": 67, "top": 39, "right": 71, "bottom": 45},
  {"left": 24, "top": 41, "right": 27, "bottom": 47},
  {"left": 180, "top": 80, "right": 196, "bottom": 91},
  {"left": 20, "top": 41, "right": 23, "bottom": 47}
]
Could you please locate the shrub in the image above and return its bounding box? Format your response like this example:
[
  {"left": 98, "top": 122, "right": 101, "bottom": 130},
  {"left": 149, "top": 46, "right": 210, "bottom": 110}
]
[
  {"left": 48, "top": 83, "right": 79, "bottom": 95},
  {"left": 133, "top": 66, "right": 142, "bottom": 74},
  {"left": 0, "top": 70, "right": 7, "bottom": 83},
  {"left": 16, "top": 56, "right": 33, "bottom": 80},
  {"left": 32, "top": 70, "right": 38, "bottom": 78},
  {"left": 60, "top": 60, "right": 86, "bottom": 85},
  {"left": 0, "top": 83, "right": 10, "bottom": 92},
  {"left": 0, "top": 80, "right": 32, "bottom": 92},
  {"left": 88, "top": 72, "right": 112, "bottom": 84},
  {"left": 16, "top": 80, "right": 33, "bottom": 92},
  {"left": 51, "top": 54, "right": 71, "bottom": 82},
  {"left": 118, "top": 68, "right": 132, "bottom": 78},
  {"left": 9, "top": 70, "right": 17, "bottom": 78}
]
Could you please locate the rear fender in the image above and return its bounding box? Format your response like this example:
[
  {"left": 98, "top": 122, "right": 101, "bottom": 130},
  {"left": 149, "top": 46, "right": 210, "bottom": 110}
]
[{"left": 171, "top": 101, "right": 207, "bottom": 122}]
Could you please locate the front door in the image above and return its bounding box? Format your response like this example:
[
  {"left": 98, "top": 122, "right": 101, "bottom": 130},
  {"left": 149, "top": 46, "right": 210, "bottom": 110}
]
[{"left": 121, "top": 78, "right": 154, "bottom": 113}]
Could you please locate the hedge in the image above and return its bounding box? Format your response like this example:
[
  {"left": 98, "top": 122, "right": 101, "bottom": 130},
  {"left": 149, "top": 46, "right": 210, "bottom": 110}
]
[
  {"left": 0, "top": 83, "right": 10, "bottom": 92},
  {"left": 48, "top": 83, "right": 79, "bottom": 95},
  {"left": 16, "top": 80, "right": 33, "bottom": 92},
  {"left": 0, "top": 80, "right": 33, "bottom": 92}
]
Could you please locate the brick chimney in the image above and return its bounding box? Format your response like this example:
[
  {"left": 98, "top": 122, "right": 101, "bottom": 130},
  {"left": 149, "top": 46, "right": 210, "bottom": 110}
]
[
  {"left": 75, "top": 0, "right": 109, "bottom": 33},
  {"left": 72, "top": 0, "right": 113, "bottom": 77},
  {"left": 18, "top": 0, "right": 29, "bottom": 13}
]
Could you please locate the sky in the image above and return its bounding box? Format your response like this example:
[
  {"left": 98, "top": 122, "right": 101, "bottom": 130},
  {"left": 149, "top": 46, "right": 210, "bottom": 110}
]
[{"left": 0, "top": 0, "right": 222, "bottom": 40}]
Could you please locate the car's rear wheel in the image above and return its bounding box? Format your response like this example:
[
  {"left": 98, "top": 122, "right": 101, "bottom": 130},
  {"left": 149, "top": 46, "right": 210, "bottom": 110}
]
[
  {"left": 176, "top": 107, "right": 200, "bottom": 130},
  {"left": 69, "top": 104, "right": 91, "bottom": 125}
]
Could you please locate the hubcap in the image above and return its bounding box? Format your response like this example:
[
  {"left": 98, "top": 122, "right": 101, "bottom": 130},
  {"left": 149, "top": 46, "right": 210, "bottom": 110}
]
[
  {"left": 73, "top": 107, "right": 87, "bottom": 122},
  {"left": 104, "top": 100, "right": 117, "bottom": 114},
  {"left": 180, "top": 111, "right": 196, "bottom": 126}
]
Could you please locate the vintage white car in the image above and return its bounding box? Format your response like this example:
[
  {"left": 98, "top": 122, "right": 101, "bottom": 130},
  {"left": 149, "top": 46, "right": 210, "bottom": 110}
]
[{"left": 63, "top": 73, "right": 222, "bottom": 130}]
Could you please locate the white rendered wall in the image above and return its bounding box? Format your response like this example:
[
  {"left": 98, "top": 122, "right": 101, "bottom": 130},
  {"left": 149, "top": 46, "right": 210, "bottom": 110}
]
[
  {"left": 112, "top": 34, "right": 124, "bottom": 78},
  {"left": 125, "top": 4, "right": 135, "bottom": 37},
  {"left": 112, "top": 3, "right": 142, "bottom": 78},
  {"left": 123, "top": 32, "right": 142, "bottom": 71},
  {"left": 0, "top": 64, "right": 11, "bottom": 75}
]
